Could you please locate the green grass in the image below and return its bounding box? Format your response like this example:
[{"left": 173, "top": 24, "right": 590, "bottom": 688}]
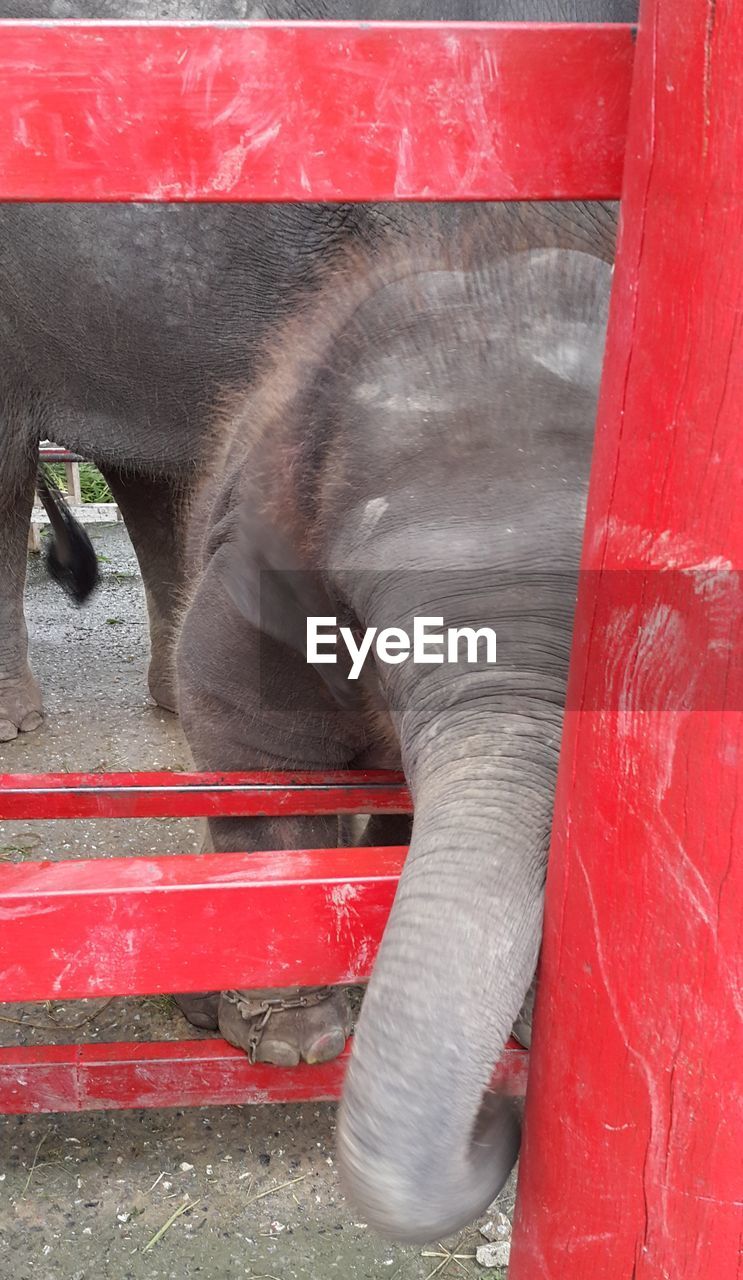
[{"left": 45, "top": 461, "right": 113, "bottom": 503}]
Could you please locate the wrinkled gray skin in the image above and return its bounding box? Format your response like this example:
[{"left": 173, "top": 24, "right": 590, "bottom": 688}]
[
  {"left": 0, "top": 0, "right": 635, "bottom": 734},
  {"left": 178, "top": 229, "right": 614, "bottom": 1241},
  {"left": 0, "top": 0, "right": 504, "bottom": 734},
  {"left": 1, "top": 0, "right": 637, "bottom": 1242}
]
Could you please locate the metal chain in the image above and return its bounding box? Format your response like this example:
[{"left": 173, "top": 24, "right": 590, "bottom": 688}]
[{"left": 223, "top": 987, "right": 335, "bottom": 1064}]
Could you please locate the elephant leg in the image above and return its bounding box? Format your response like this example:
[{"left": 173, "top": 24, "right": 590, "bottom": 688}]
[
  {"left": 173, "top": 752, "right": 355, "bottom": 1065},
  {"left": 358, "top": 813, "right": 413, "bottom": 848},
  {"left": 0, "top": 440, "right": 43, "bottom": 742},
  {"left": 100, "top": 467, "right": 192, "bottom": 713},
  {"left": 174, "top": 566, "right": 364, "bottom": 1064},
  {"left": 173, "top": 816, "right": 354, "bottom": 1062}
]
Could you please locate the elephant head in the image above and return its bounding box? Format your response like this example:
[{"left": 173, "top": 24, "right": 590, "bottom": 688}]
[{"left": 215, "top": 243, "right": 611, "bottom": 1239}]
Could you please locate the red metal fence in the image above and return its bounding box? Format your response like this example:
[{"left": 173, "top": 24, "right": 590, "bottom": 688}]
[{"left": 1, "top": 7, "right": 740, "bottom": 1277}]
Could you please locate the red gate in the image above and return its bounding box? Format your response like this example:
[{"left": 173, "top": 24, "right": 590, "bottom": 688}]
[{"left": 0, "top": 6, "right": 740, "bottom": 1276}]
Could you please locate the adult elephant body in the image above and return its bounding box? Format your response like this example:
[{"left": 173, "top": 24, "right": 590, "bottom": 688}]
[{"left": 0, "top": 0, "right": 638, "bottom": 1242}]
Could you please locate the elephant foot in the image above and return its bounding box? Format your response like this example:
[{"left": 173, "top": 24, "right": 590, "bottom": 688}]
[
  {"left": 0, "top": 667, "right": 43, "bottom": 741},
  {"left": 147, "top": 660, "right": 178, "bottom": 714},
  {"left": 172, "top": 990, "right": 220, "bottom": 1030},
  {"left": 173, "top": 987, "right": 352, "bottom": 1064},
  {"left": 219, "top": 987, "right": 352, "bottom": 1066},
  {"left": 220, "top": 987, "right": 352, "bottom": 1066},
  {"left": 172, "top": 983, "right": 353, "bottom": 1064}
]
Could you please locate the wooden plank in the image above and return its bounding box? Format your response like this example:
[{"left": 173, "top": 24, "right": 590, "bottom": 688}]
[
  {"left": 0, "top": 21, "right": 634, "bottom": 202},
  {"left": 63, "top": 460, "right": 82, "bottom": 504},
  {"left": 27, "top": 508, "right": 42, "bottom": 554},
  {"left": 510, "top": 1, "right": 743, "bottom": 1277},
  {"left": 0, "top": 770, "right": 411, "bottom": 819},
  {"left": 0, "top": 1038, "right": 528, "bottom": 1114},
  {"left": 0, "top": 846, "right": 405, "bottom": 1001}
]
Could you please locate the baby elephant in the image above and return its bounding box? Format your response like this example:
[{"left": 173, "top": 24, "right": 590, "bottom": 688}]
[{"left": 175, "top": 206, "right": 612, "bottom": 1241}]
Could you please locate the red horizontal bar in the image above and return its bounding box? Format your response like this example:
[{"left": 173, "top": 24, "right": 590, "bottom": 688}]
[
  {"left": 0, "top": 1037, "right": 528, "bottom": 1114},
  {"left": 0, "top": 770, "right": 411, "bottom": 819},
  {"left": 0, "top": 21, "right": 634, "bottom": 202},
  {"left": 39, "top": 447, "right": 82, "bottom": 463},
  {"left": 0, "top": 845, "right": 405, "bottom": 1002}
]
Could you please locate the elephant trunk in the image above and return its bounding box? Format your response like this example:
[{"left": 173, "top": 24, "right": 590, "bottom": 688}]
[{"left": 337, "top": 691, "right": 559, "bottom": 1241}]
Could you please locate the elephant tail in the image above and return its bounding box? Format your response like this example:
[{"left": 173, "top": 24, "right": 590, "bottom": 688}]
[{"left": 36, "top": 463, "right": 99, "bottom": 603}]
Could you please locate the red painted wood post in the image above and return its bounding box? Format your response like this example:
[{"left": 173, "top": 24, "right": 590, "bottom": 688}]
[{"left": 510, "top": 1, "right": 743, "bottom": 1277}]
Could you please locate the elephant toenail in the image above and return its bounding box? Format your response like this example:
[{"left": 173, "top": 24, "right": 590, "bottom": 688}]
[
  {"left": 258, "top": 1038, "right": 301, "bottom": 1068},
  {"left": 20, "top": 711, "right": 43, "bottom": 733},
  {"left": 304, "top": 1029, "right": 347, "bottom": 1065}
]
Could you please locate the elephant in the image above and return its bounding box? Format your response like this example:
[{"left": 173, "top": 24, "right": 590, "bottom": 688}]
[
  {"left": 0, "top": 0, "right": 638, "bottom": 1243},
  {"left": 176, "top": 221, "right": 616, "bottom": 1239},
  {"left": 0, "top": 4, "right": 636, "bottom": 733}
]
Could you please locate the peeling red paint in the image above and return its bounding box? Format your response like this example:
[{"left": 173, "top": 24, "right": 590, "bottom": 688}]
[
  {"left": 0, "top": 1039, "right": 528, "bottom": 1115},
  {"left": 0, "top": 770, "right": 411, "bottom": 819},
  {"left": 0, "top": 21, "right": 634, "bottom": 202},
  {"left": 0, "top": 845, "right": 406, "bottom": 1002},
  {"left": 511, "top": 2, "right": 743, "bottom": 1276},
  {"left": 0, "top": 15, "right": 737, "bottom": 1271}
]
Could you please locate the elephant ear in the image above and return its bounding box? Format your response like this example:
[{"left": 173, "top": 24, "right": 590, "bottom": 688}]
[{"left": 215, "top": 509, "right": 359, "bottom": 710}]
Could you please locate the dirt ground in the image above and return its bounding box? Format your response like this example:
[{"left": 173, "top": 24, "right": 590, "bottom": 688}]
[{"left": 0, "top": 522, "right": 517, "bottom": 1279}]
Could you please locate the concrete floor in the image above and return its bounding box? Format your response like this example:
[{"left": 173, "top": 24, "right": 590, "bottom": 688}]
[{"left": 0, "top": 522, "right": 516, "bottom": 1279}]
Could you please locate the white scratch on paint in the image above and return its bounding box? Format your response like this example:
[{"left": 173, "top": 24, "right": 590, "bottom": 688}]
[
  {"left": 593, "top": 518, "right": 734, "bottom": 573},
  {"left": 13, "top": 114, "right": 31, "bottom": 148},
  {"left": 211, "top": 123, "right": 281, "bottom": 193},
  {"left": 393, "top": 125, "right": 412, "bottom": 199},
  {"left": 329, "top": 882, "right": 361, "bottom": 943}
]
